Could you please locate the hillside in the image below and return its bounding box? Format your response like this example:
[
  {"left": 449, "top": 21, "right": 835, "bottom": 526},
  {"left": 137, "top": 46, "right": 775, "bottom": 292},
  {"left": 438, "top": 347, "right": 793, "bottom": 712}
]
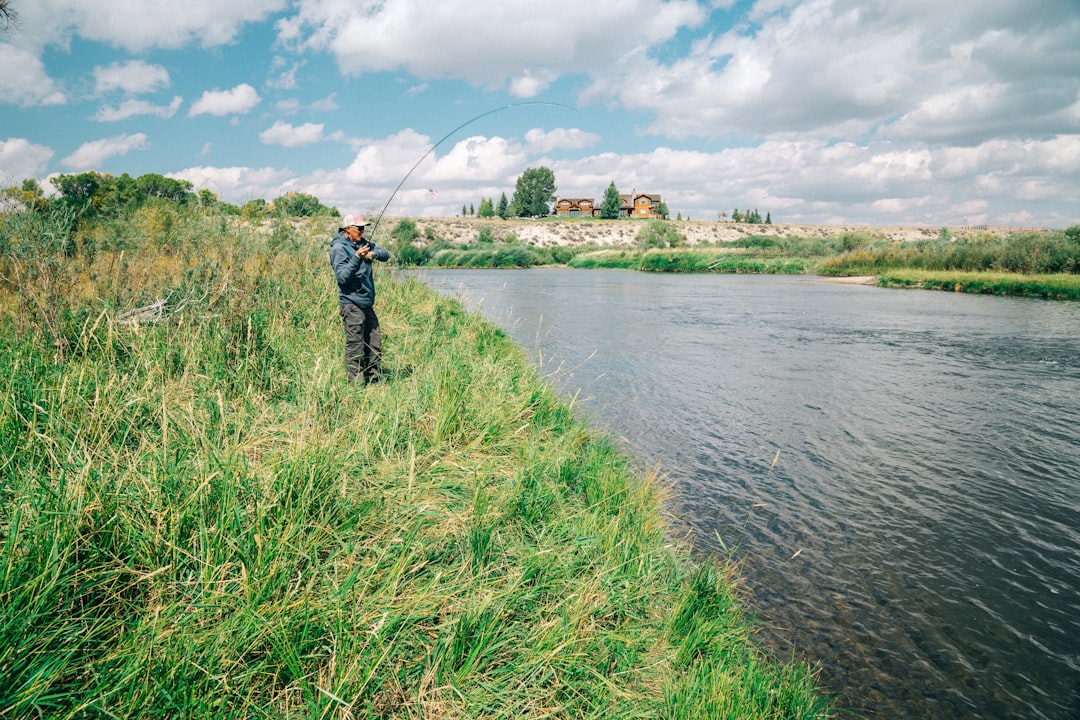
[{"left": 378, "top": 216, "right": 1035, "bottom": 248}]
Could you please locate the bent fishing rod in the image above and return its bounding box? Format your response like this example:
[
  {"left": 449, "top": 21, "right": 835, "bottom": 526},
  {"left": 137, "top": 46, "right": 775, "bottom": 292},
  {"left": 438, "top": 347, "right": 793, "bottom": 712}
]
[{"left": 366, "top": 101, "right": 577, "bottom": 241}]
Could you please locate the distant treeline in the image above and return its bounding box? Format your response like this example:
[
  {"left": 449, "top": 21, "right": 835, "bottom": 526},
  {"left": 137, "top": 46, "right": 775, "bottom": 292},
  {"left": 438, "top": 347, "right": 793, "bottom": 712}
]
[{"left": 2, "top": 171, "right": 338, "bottom": 227}]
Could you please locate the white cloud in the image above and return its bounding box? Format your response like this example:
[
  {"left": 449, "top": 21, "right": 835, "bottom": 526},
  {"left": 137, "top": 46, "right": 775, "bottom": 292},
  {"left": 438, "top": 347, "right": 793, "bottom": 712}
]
[
  {"left": 259, "top": 121, "right": 326, "bottom": 147},
  {"left": 524, "top": 128, "right": 601, "bottom": 154},
  {"left": 158, "top": 129, "right": 1080, "bottom": 227},
  {"left": 583, "top": 0, "right": 1080, "bottom": 143},
  {"left": 344, "top": 129, "right": 433, "bottom": 184},
  {"left": 0, "top": 138, "right": 56, "bottom": 180},
  {"left": 189, "top": 84, "right": 261, "bottom": 117},
  {"left": 267, "top": 60, "right": 305, "bottom": 90},
  {"left": 276, "top": 99, "right": 302, "bottom": 115},
  {"left": 15, "top": 0, "right": 289, "bottom": 52},
  {"left": 280, "top": 0, "right": 705, "bottom": 93},
  {"left": 61, "top": 132, "right": 149, "bottom": 170},
  {"left": 0, "top": 44, "right": 66, "bottom": 107},
  {"left": 169, "top": 165, "right": 294, "bottom": 202},
  {"left": 310, "top": 93, "right": 339, "bottom": 111},
  {"left": 94, "top": 96, "right": 183, "bottom": 121},
  {"left": 93, "top": 60, "right": 170, "bottom": 95}
]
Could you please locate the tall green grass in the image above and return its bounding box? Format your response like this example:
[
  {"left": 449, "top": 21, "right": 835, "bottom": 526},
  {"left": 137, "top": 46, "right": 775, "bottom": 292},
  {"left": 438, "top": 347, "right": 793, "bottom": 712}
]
[
  {"left": 570, "top": 247, "right": 811, "bottom": 274},
  {"left": 877, "top": 269, "right": 1080, "bottom": 300},
  {"left": 820, "top": 229, "right": 1080, "bottom": 276},
  {"left": 1, "top": 205, "right": 830, "bottom": 718}
]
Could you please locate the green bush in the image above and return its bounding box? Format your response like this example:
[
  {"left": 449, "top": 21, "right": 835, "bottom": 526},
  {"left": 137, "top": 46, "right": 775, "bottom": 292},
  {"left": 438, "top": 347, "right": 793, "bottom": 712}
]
[{"left": 634, "top": 220, "right": 686, "bottom": 250}]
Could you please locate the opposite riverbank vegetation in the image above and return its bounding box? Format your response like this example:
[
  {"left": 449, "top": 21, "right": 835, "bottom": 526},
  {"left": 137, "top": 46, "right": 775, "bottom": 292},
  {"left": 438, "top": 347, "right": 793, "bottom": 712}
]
[
  {"left": 389, "top": 217, "right": 1080, "bottom": 301},
  {"left": 0, "top": 202, "right": 832, "bottom": 718}
]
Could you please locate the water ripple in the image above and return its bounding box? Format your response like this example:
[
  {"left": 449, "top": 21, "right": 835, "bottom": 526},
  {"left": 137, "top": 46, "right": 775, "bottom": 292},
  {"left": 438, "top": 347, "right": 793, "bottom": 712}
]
[{"left": 417, "top": 269, "right": 1080, "bottom": 720}]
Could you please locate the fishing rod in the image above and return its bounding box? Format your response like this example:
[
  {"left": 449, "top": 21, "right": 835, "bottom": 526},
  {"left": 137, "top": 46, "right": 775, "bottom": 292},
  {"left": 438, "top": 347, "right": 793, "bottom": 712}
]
[{"left": 367, "top": 101, "right": 577, "bottom": 241}]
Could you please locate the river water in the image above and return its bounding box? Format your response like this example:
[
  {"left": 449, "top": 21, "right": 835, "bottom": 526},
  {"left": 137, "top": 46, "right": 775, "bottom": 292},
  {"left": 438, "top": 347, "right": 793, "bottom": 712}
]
[{"left": 412, "top": 268, "right": 1080, "bottom": 720}]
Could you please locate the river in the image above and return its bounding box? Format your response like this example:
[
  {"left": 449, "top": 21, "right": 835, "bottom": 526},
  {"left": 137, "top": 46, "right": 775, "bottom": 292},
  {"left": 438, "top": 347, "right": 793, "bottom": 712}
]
[{"left": 411, "top": 268, "right": 1080, "bottom": 720}]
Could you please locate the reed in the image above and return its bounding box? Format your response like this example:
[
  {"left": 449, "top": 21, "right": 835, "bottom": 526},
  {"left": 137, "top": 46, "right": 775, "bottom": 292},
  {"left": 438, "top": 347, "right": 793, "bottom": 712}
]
[{"left": 0, "top": 205, "right": 830, "bottom": 718}]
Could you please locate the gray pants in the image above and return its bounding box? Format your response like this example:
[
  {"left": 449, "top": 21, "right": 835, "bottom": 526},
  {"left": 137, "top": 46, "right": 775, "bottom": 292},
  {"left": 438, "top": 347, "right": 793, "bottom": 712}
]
[{"left": 339, "top": 303, "right": 381, "bottom": 382}]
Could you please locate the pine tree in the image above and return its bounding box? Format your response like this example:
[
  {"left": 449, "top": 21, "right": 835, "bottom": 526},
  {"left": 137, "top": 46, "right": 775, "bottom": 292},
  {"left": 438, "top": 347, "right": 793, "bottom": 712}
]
[{"left": 600, "top": 181, "right": 621, "bottom": 219}]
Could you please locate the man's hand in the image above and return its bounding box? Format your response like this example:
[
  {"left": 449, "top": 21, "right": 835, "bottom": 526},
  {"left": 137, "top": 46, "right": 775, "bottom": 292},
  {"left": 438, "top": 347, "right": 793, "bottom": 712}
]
[{"left": 356, "top": 244, "right": 374, "bottom": 259}]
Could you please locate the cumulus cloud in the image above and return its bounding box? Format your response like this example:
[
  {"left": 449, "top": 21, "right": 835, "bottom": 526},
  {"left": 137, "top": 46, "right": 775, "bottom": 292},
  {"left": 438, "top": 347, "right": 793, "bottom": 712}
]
[
  {"left": 168, "top": 165, "right": 294, "bottom": 202},
  {"left": 0, "top": 138, "right": 56, "bottom": 180},
  {"left": 94, "top": 96, "right": 183, "bottom": 122},
  {"left": 188, "top": 84, "right": 260, "bottom": 117},
  {"left": 583, "top": 0, "right": 1080, "bottom": 143},
  {"left": 259, "top": 121, "right": 326, "bottom": 147},
  {"left": 61, "top": 132, "right": 149, "bottom": 170},
  {"left": 279, "top": 0, "right": 705, "bottom": 94},
  {"left": 0, "top": 44, "right": 66, "bottom": 107},
  {"left": 93, "top": 60, "right": 170, "bottom": 95},
  {"left": 549, "top": 134, "right": 1080, "bottom": 226},
  {"left": 14, "top": 0, "right": 288, "bottom": 52}
]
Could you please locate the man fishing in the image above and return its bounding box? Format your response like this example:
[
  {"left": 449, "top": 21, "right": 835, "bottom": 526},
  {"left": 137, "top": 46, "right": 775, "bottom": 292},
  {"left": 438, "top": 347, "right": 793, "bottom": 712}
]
[{"left": 330, "top": 214, "right": 391, "bottom": 384}]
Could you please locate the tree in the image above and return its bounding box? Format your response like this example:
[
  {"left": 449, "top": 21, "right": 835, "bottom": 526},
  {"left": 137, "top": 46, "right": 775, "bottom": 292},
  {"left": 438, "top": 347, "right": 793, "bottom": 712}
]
[
  {"left": 599, "top": 181, "right": 621, "bottom": 219},
  {"left": 511, "top": 166, "right": 556, "bottom": 218},
  {"left": 241, "top": 199, "right": 269, "bottom": 222},
  {"left": 135, "top": 173, "right": 195, "bottom": 205},
  {"left": 765, "top": 211, "right": 772, "bottom": 224},
  {"left": 656, "top": 201, "right": 669, "bottom": 219},
  {"left": 477, "top": 197, "right": 494, "bottom": 218},
  {"left": 497, "top": 192, "right": 509, "bottom": 219},
  {"left": 0, "top": 0, "right": 17, "bottom": 32},
  {"left": 634, "top": 219, "right": 685, "bottom": 250},
  {"left": 271, "top": 191, "right": 337, "bottom": 217},
  {"left": 1, "top": 178, "right": 46, "bottom": 210},
  {"left": 731, "top": 208, "right": 743, "bottom": 222}
]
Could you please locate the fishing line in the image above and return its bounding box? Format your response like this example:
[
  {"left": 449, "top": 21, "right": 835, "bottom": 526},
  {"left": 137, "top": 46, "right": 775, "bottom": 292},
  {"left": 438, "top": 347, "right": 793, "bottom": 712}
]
[{"left": 368, "top": 101, "right": 578, "bottom": 240}]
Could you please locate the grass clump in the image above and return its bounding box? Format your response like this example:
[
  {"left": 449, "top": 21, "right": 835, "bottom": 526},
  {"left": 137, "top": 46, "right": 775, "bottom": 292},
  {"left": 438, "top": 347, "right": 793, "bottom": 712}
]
[
  {"left": 0, "top": 204, "right": 831, "bottom": 718},
  {"left": 877, "top": 269, "right": 1080, "bottom": 300}
]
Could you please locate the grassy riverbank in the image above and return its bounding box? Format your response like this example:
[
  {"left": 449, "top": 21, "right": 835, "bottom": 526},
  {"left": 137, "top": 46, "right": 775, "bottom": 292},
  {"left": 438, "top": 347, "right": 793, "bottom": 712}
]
[
  {"left": 0, "top": 205, "right": 829, "bottom": 718},
  {"left": 557, "top": 226, "right": 1080, "bottom": 300}
]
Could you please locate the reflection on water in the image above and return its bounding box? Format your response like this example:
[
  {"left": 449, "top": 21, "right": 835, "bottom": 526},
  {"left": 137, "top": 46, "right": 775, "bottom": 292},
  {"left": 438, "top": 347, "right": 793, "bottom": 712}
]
[{"left": 414, "top": 268, "right": 1080, "bottom": 720}]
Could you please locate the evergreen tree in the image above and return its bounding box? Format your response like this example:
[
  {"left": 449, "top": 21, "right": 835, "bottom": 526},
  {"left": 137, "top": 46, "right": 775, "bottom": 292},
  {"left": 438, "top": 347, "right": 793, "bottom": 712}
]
[
  {"left": 600, "top": 181, "right": 621, "bottom": 219},
  {"left": 766, "top": 211, "right": 772, "bottom": 224},
  {"left": 478, "top": 198, "right": 494, "bottom": 218},
  {"left": 497, "top": 192, "right": 509, "bottom": 219}
]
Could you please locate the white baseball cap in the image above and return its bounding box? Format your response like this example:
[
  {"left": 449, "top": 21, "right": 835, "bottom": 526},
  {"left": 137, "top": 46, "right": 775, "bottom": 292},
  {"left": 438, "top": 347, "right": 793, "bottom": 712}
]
[{"left": 340, "top": 213, "right": 370, "bottom": 228}]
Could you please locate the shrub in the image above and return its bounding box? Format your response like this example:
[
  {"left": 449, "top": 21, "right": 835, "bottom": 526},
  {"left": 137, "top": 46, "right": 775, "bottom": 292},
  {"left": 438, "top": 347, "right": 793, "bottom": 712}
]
[{"left": 634, "top": 220, "right": 685, "bottom": 250}]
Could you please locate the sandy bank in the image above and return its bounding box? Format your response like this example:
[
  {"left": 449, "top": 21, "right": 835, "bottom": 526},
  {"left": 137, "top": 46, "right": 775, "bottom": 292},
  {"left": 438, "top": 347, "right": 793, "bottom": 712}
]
[{"left": 379, "top": 217, "right": 1032, "bottom": 248}]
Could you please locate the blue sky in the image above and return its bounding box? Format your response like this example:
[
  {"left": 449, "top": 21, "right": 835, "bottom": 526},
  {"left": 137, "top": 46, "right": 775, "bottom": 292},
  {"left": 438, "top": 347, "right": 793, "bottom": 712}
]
[{"left": 2, "top": 0, "right": 1078, "bottom": 227}]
